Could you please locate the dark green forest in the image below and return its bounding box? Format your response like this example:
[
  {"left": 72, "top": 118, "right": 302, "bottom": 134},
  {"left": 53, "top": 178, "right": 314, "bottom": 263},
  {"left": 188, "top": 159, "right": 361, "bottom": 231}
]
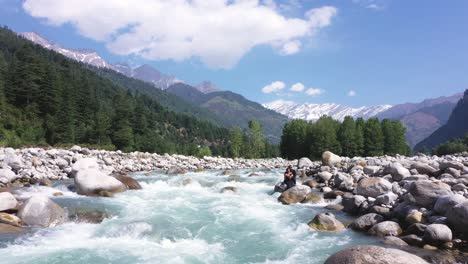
[
  {"left": 0, "top": 26, "right": 276, "bottom": 158},
  {"left": 280, "top": 116, "right": 410, "bottom": 160},
  {"left": 430, "top": 133, "right": 468, "bottom": 156}
]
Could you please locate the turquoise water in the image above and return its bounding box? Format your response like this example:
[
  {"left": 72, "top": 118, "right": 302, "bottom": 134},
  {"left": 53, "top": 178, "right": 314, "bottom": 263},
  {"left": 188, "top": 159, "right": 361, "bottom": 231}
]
[{"left": 0, "top": 170, "right": 379, "bottom": 264}]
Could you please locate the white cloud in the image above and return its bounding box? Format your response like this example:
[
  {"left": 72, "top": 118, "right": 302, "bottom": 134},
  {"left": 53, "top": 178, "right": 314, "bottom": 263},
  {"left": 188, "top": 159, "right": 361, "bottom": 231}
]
[
  {"left": 290, "top": 82, "right": 305, "bottom": 92},
  {"left": 305, "top": 88, "right": 324, "bottom": 96},
  {"left": 262, "top": 81, "right": 286, "bottom": 94},
  {"left": 353, "top": 0, "right": 386, "bottom": 10},
  {"left": 348, "top": 89, "right": 357, "bottom": 96},
  {"left": 23, "top": 0, "right": 337, "bottom": 69}
]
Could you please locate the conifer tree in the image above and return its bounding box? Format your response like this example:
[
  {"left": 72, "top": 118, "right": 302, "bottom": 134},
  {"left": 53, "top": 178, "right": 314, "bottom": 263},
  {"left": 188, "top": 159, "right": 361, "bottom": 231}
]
[
  {"left": 364, "top": 118, "right": 384, "bottom": 156},
  {"left": 338, "top": 116, "right": 357, "bottom": 157}
]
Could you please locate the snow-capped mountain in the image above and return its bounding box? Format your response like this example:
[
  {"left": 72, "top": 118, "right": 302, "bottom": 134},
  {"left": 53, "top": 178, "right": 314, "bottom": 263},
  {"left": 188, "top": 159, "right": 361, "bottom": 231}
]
[
  {"left": 21, "top": 32, "right": 111, "bottom": 68},
  {"left": 263, "top": 100, "right": 392, "bottom": 121},
  {"left": 196, "top": 81, "right": 221, "bottom": 93}
]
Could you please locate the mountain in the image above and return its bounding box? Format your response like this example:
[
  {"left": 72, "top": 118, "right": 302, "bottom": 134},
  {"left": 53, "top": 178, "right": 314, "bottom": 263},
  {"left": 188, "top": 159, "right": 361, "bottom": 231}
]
[
  {"left": 130, "top": 64, "right": 181, "bottom": 90},
  {"left": 21, "top": 32, "right": 111, "bottom": 68},
  {"left": 415, "top": 90, "right": 468, "bottom": 151},
  {"left": 196, "top": 81, "right": 221, "bottom": 93},
  {"left": 376, "top": 93, "right": 462, "bottom": 147},
  {"left": 263, "top": 100, "right": 392, "bottom": 122},
  {"left": 167, "top": 83, "right": 288, "bottom": 142}
]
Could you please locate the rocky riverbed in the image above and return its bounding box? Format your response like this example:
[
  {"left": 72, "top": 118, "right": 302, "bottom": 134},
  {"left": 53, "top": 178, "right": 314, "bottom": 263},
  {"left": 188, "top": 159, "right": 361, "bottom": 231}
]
[{"left": 1, "top": 147, "right": 468, "bottom": 263}]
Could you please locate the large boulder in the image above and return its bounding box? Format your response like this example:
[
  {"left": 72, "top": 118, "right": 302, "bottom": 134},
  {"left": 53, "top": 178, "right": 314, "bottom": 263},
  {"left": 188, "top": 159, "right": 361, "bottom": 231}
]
[
  {"left": 439, "top": 161, "right": 465, "bottom": 171},
  {"left": 356, "top": 177, "right": 392, "bottom": 198},
  {"left": 4, "top": 149, "right": 23, "bottom": 171},
  {"left": 0, "top": 169, "right": 17, "bottom": 184},
  {"left": 368, "top": 221, "right": 403, "bottom": 237},
  {"left": 446, "top": 200, "right": 468, "bottom": 236},
  {"left": 351, "top": 213, "right": 384, "bottom": 231},
  {"left": 74, "top": 168, "right": 126, "bottom": 196},
  {"left": 112, "top": 173, "right": 142, "bottom": 190},
  {"left": 317, "top": 171, "right": 333, "bottom": 182},
  {"left": 71, "top": 158, "right": 100, "bottom": 177},
  {"left": 325, "top": 245, "right": 428, "bottom": 264},
  {"left": 166, "top": 166, "right": 187, "bottom": 175},
  {"left": 322, "top": 151, "right": 341, "bottom": 167},
  {"left": 333, "top": 173, "right": 354, "bottom": 191},
  {"left": 375, "top": 192, "right": 398, "bottom": 205},
  {"left": 364, "top": 166, "right": 380, "bottom": 176},
  {"left": 342, "top": 193, "right": 366, "bottom": 215},
  {"left": 423, "top": 224, "right": 452, "bottom": 245},
  {"left": 386, "top": 162, "right": 411, "bottom": 181},
  {"left": 308, "top": 212, "right": 345, "bottom": 231},
  {"left": 18, "top": 195, "right": 67, "bottom": 227},
  {"left": 0, "top": 192, "right": 17, "bottom": 212},
  {"left": 297, "top": 157, "right": 313, "bottom": 168},
  {"left": 434, "top": 194, "right": 466, "bottom": 216},
  {"left": 278, "top": 185, "right": 311, "bottom": 205},
  {"left": 407, "top": 181, "right": 452, "bottom": 208},
  {"left": 0, "top": 212, "right": 22, "bottom": 226},
  {"left": 410, "top": 162, "right": 437, "bottom": 176}
]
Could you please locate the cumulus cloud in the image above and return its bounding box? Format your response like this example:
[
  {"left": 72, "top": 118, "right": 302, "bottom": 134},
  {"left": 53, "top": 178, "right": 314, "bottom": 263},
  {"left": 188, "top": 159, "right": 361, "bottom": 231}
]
[
  {"left": 305, "top": 88, "right": 324, "bottom": 96},
  {"left": 348, "top": 89, "right": 357, "bottom": 96},
  {"left": 262, "top": 81, "right": 286, "bottom": 94},
  {"left": 22, "top": 0, "right": 337, "bottom": 68},
  {"left": 290, "top": 82, "right": 305, "bottom": 92}
]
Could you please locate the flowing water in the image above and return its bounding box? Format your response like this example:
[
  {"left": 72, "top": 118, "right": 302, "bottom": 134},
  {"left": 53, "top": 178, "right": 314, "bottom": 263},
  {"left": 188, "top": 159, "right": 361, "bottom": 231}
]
[{"left": 0, "top": 170, "right": 380, "bottom": 264}]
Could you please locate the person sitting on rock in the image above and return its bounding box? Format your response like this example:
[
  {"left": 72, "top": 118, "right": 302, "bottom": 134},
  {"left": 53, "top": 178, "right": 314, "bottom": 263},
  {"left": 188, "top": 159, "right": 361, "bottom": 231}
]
[{"left": 282, "top": 165, "right": 296, "bottom": 190}]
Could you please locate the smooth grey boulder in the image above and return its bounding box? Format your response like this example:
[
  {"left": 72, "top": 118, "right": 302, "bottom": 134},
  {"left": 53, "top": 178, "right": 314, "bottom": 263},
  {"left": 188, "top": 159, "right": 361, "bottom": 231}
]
[
  {"left": 71, "top": 158, "right": 100, "bottom": 177},
  {"left": 18, "top": 195, "right": 67, "bottom": 227},
  {"left": 322, "top": 151, "right": 341, "bottom": 167},
  {"left": 4, "top": 149, "right": 23, "bottom": 171},
  {"left": 356, "top": 177, "right": 392, "bottom": 198},
  {"left": 166, "top": 166, "right": 187, "bottom": 175},
  {"left": 434, "top": 194, "right": 466, "bottom": 215},
  {"left": 278, "top": 185, "right": 311, "bottom": 205},
  {"left": 0, "top": 192, "right": 17, "bottom": 211},
  {"left": 364, "top": 166, "right": 380, "bottom": 175},
  {"left": 386, "top": 162, "right": 411, "bottom": 181},
  {"left": 407, "top": 180, "right": 452, "bottom": 208},
  {"left": 297, "top": 157, "right": 313, "bottom": 168},
  {"left": 74, "top": 168, "right": 126, "bottom": 196},
  {"left": 324, "top": 245, "right": 428, "bottom": 264},
  {"left": 368, "top": 221, "right": 403, "bottom": 237},
  {"left": 446, "top": 200, "right": 468, "bottom": 236},
  {"left": 317, "top": 171, "right": 333, "bottom": 182},
  {"left": 0, "top": 168, "right": 17, "bottom": 184},
  {"left": 410, "top": 162, "right": 437, "bottom": 176},
  {"left": 351, "top": 213, "right": 384, "bottom": 231},
  {"left": 423, "top": 224, "right": 452, "bottom": 245},
  {"left": 342, "top": 193, "right": 366, "bottom": 215},
  {"left": 382, "top": 236, "right": 409, "bottom": 247},
  {"left": 333, "top": 173, "right": 353, "bottom": 191},
  {"left": 308, "top": 212, "right": 345, "bottom": 231},
  {"left": 445, "top": 167, "right": 461, "bottom": 178},
  {"left": 439, "top": 161, "right": 465, "bottom": 171},
  {"left": 375, "top": 192, "right": 398, "bottom": 205}
]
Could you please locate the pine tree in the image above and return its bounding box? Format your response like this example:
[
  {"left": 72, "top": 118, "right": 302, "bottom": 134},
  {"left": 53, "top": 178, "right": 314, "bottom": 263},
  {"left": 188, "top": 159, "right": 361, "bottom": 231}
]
[
  {"left": 280, "top": 119, "right": 309, "bottom": 159},
  {"left": 354, "top": 118, "right": 365, "bottom": 156},
  {"left": 381, "top": 119, "right": 397, "bottom": 155},
  {"left": 247, "top": 120, "right": 266, "bottom": 158},
  {"left": 229, "top": 126, "right": 243, "bottom": 158},
  {"left": 307, "top": 116, "right": 341, "bottom": 159},
  {"left": 338, "top": 116, "right": 357, "bottom": 157},
  {"left": 364, "top": 118, "right": 384, "bottom": 156}
]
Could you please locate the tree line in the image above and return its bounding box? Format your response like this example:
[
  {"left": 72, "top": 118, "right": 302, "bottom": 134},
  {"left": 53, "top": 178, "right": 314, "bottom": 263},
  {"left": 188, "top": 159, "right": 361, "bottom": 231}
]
[
  {"left": 228, "top": 120, "right": 279, "bottom": 159},
  {"left": 430, "top": 133, "right": 468, "bottom": 156},
  {"left": 280, "top": 116, "right": 410, "bottom": 160},
  {"left": 0, "top": 26, "right": 277, "bottom": 158}
]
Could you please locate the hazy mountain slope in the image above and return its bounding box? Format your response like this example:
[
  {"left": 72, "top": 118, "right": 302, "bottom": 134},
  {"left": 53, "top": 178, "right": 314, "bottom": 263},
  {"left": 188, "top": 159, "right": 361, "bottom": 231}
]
[{"left": 415, "top": 90, "right": 468, "bottom": 151}]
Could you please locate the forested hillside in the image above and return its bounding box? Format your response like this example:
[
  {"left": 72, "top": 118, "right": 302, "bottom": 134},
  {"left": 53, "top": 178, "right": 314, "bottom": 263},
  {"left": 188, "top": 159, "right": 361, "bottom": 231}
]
[
  {"left": 0, "top": 26, "right": 245, "bottom": 156},
  {"left": 280, "top": 116, "right": 410, "bottom": 160}
]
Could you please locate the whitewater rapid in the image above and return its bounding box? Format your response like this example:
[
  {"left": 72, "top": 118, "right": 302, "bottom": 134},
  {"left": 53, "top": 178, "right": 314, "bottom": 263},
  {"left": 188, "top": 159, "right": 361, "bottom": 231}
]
[{"left": 0, "top": 170, "right": 380, "bottom": 264}]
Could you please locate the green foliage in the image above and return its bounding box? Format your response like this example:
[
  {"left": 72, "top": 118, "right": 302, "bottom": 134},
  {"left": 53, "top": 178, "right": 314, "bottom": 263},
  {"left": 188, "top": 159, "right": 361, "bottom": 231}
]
[
  {"left": 229, "top": 126, "right": 243, "bottom": 158},
  {"left": 197, "top": 146, "right": 212, "bottom": 158},
  {"left": 433, "top": 133, "right": 468, "bottom": 155},
  {"left": 280, "top": 115, "right": 409, "bottom": 160}
]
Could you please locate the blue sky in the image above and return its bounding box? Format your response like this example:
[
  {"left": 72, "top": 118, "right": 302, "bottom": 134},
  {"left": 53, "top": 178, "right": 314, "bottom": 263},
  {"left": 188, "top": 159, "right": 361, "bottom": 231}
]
[{"left": 1, "top": 0, "right": 467, "bottom": 107}]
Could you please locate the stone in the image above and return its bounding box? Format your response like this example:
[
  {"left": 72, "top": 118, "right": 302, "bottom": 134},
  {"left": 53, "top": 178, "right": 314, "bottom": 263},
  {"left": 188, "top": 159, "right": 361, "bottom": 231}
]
[
  {"left": 382, "top": 236, "right": 409, "bottom": 247},
  {"left": 375, "top": 192, "right": 398, "bottom": 205},
  {"left": 278, "top": 185, "right": 311, "bottom": 205},
  {"left": 0, "top": 192, "right": 17, "bottom": 212},
  {"left": 227, "top": 175, "right": 241, "bottom": 182},
  {"left": 342, "top": 193, "right": 366, "bottom": 215},
  {"left": 356, "top": 177, "right": 392, "bottom": 198},
  {"left": 166, "top": 166, "right": 187, "bottom": 175},
  {"left": 405, "top": 211, "right": 423, "bottom": 225},
  {"left": 323, "top": 191, "right": 342, "bottom": 199},
  {"left": 325, "top": 204, "right": 344, "bottom": 211},
  {"left": 113, "top": 173, "right": 142, "bottom": 190},
  {"left": 39, "top": 178, "right": 53, "bottom": 187},
  {"left": 69, "top": 208, "right": 110, "bottom": 223},
  {"left": 220, "top": 170, "right": 231, "bottom": 175},
  {"left": 386, "top": 162, "right": 411, "bottom": 181},
  {"left": 297, "top": 157, "right": 313, "bottom": 168},
  {"left": 18, "top": 195, "right": 67, "bottom": 227},
  {"left": 317, "top": 171, "right": 333, "bottom": 182},
  {"left": 351, "top": 213, "right": 384, "bottom": 232},
  {"left": 324, "top": 245, "right": 428, "bottom": 264},
  {"left": 446, "top": 200, "right": 468, "bottom": 236},
  {"left": 74, "top": 168, "right": 126, "bottom": 196},
  {"left": 302, "top": 193, "right": 322, "bottom": 204},
  {"left": 333, "top": 173, "right": 354, "bottom": 191},
  {"left": 308, "top": 212, "right": 345, "bottom": 231},
  {"left": 445, "top": 167, "right": 461, "bottom": 178},
  {"left": 302, "top": 179, "right": 319, "bottom": 189},
  {"left": 364, "top": 165, "right": 380, "bottom": 176},
  {"left": 369, "top": 206, "right": 391, "bottom": 216},
  {"left": 4, "top": 150, "right": 23, "bottom": 171},
  {"left": 452, "top": 183, "right": 467, "bottom": 192},
  {"left": 401, "top": 234, "right": 424, "bottom": 247},
  {"left": 321, "top": 186, "right": 332, "bottom": 193},
  {"left": 322, "top": 151, "right": 341, "bottom": 167},
  {"left": 0, "top": 212, "right": 22, "bottom": 226},
  {"left": 434, "top": 194, "right": 466, "bottom": 216},
  {"left": 407, "top": 180, "right": 452, "bottom": 208},
  {"left": 410, "top": 162, "right": 437, "bottom": 176},
  {"left": 439, "top": 161, "right": 465, "bottom": 171},
  {"left": 423, "top": 224, "right": 452, "bottom": 245},
  {"left": 368, "top": 221, "right": 403, "bottom": 237},
  {"left": 0, "top": 168, "right": 17, "bottom": 184},
  {"left": 0, "top": 223, "right": 25, "bottom": 234},
  {"left": 53, "top": 192, "right": 64, "bottom": 197},
  {"left": 182, "top": 178, "right": 193, "bottom": 185},
  {"left": 221, "top": 186, "right": 238, "bottom": 193},
  {"left": 404, "top": 223, "right": 427, "bottom": 236}
]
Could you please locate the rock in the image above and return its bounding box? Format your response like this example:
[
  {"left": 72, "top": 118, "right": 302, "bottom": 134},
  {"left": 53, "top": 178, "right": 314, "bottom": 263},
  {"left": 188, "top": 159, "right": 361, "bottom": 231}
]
[
  {"left": 18, "top": 195, "right": 67, "bottom": 227},
  {"left": 439, "top": 161, "right": 465, "bottom": 171},
  {"left": 0, "top": 212, "right": 22, "bottom": 226},
  {"left": 322, "top": 151, "right": 341, "bottom": 167},
  {"left": 303, "top": 179, "right": 319, "bottom": 189},
  {"left": 321, "top": 186, "right": 332, "bottom": 193},
  {"left": 0, "top": 168, "right": 17, "bottom": 184},
  {"left": 324, "top": 245, "right": 428, "bottom": 264},
  {"left": 74, "top": 168, "right": 126, "bottom": 196},
  {"left": 452, "top": 183, "right": 467, "bottom": 192},
  {"left": 423, "top": 224, "right": 452, "bottom": 245},
  {"left": 342, "top": 193, "right": 366, "bottom": 215},
  {"left": 401, "top": 234, "right": 424, "bottom": 247},
  {"left": 407, "top": 180, "right": 452, "bottom": 208},
  {"left": 325, "top": 204, "right": 344, "bottom": 211},
  {"left": 410, "top": 162, "right": 437, "bottom": 176},
  {"left": 0, "top": 191, "right": 17, "bottom": 213},
  {"left": 356, "top": 177, "right": 392, "bottom": 198},
  {"left": 323, "top": 190, "right": 343, "bottom": 199},
  {"left": 166, "top": 166, "right": 187, "bottom": 175},
  {"left": 445, "top": 167, "right": 461, "bottom": 178},
  {"left": 278, "top": 185, "right": 311, "bottom": 205},
  {"left": 351, "top": 213, "right": 384, "bottom": 231},
  {"left": 182, "top": 178, "right": 193, "bottom": 185},
  {"left": 39, "top": 178, "right": 53, "bottom": 187},
  {"left": 4, "top": 150, "right": 23, "bottom": 171},
  {"left": 405, "top": 211, "right": 423, "bottom": 225},
  {"left": 317, "top": 171, "right": 333, "bottom": 182},
  {"left": 308, "top": 212, "right": 345, "bottom": 231},
  {"left": 382, "top": 236, "right": 409, "bottom": 247},
  {"left": 446, "top": 200, "right": 468, "bottom": 236},
  {"left": 31, "top": 156, "right": 42, "bottom": 167},
  {"left": 368, "top": 221, "right": 403, "bottom": 237},
  {"left": 71, "top": 158, "right": 100, "bottom": 177},
  {"left": 386, "top": 162, "right": 411, "bottom": 181},
  {"left": 333, "top": 173, "right": 354, "bottom": 191},
  {"left": 422, "top": 244, "right": 438, "bottom": 250},
  {"left": 113, "top": 173, "right": 142, "bottom": 190},
  {"left": 302, "top": 193, "right": 322, "bottom": 204},
  {"left": 221, "top": 170, "right": 231, "bottom": 175},
  {"left": 227, "top": 175, "right": 241, "bottom": 182},
  {"left": 369, "top": 206, "right": 391, "bottom": 216},
  {"left": 69, "top": 208, "right": 110, "bottom": 224},
  {"left": 375, "top": 192, "right": 398, "bottom": 205},
  {"left": 221, "top": 186, "right": 238, "bottom": 193},
  {"left": 364, "top": 165, "right": 380, "bottom": 176},
  {"left": 53, "top": 192, "right": 63, "bottom": 197},
  {"left": 0, "top": 223, "right": 25, "bottom": 234},
  {"left": 434, "top": 194, "right": 466, "bottom": 215},
  {"left": 297, "top": 157, "right": 313, "bottom": 168}
]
